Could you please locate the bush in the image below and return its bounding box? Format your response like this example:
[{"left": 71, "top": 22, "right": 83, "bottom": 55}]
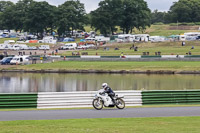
[{"left": 195, "top": 22, "right": 200, "bottom": 25}]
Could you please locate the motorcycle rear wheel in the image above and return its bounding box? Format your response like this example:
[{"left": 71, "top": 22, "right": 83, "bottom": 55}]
[
  {"left": 93, "top": 99, "right": 103, "bottom": 110},
  {"left": 116, "top": 98, "right": 125, "bottom": 109}
]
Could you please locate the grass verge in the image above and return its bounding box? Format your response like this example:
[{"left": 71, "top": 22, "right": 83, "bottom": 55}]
[
  {"left": 18, "top": 61, "right": 200, "bottom": 71},
  {"left": 0, "top": 117, "right": 200, "bottom": 133}
]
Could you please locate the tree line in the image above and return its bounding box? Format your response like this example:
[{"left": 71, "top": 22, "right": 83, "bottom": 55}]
[
  {"left": 151, "top": 0, "right": 200, "bottom": 24},
  {"left": 0, "top": 0, "right": 199, "bottom": 37}
]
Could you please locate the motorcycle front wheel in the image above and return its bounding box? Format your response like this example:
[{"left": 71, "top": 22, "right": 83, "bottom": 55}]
[
  {"left": 92, "top": 98, "right": 103, "bottom": 110},
  {"left": 116, "top": 98, "right": 125, "bottom": 109}
]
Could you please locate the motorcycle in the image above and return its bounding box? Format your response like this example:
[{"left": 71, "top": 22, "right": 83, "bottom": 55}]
[{"left": 92, "top": 89, "right": 125, "bottom": 110}]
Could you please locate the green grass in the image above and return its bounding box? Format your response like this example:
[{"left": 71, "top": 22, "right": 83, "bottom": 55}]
[
  {"left": 18, "top": 61, "right": 200, "bottom": 71},
  {"left": 144, "top": 25, "right": 198, "bottom": 36},
  {"left": 0, "top": 117, "right": 200, "bottom": 133},
  {"left": 84, "top": 24, "right": 199, "bottom": 36},
  {"left": 59, "top": 41, "right": 200, "bottom": 56},
  {"left": 0, "top": 38, "right": 18, "bottom": 43}
]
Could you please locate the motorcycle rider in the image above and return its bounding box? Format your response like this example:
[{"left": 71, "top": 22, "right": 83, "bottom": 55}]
[{"left": 101, "top": 83, "right": 116, "bottom": 104}]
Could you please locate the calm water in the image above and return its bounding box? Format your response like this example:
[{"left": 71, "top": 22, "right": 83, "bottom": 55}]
[{"left": 0, "top": 73, "right": 200, "bottom": 93}]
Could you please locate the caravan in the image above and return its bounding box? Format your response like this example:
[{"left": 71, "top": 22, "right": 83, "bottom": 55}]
[
  {"left": 38, "top": 45, "right": 50, "bottom": 50},
  {"left": 149, "top": 36, "right": 166, "bottom": 42},
  {"left": 116, "top": 34, "right": 135, "bottom": 43},
  {"left": 12, "top": 44, "right": 29, "bottom": 50},
  {"left": 38, "top": 36, "right": 57, "bottom": 44},
  {"left": 134, "top": 34, "right": 149, "bottom": 42},
  {"left": 0, "top": 44, "right": 12, "bottom": 50},
  {"left": 60, "top": 43, "right": 77, "bottom": 50}
]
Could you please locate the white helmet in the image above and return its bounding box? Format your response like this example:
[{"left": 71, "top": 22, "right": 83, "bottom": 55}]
[{"left": 102, "top": 83, "right": 108, "bottom": 89}]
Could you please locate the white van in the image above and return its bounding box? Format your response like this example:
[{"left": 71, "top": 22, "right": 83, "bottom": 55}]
[
  {"left": 60, "top": 43, "right": 77, "bottom": 50},
  {"left": 10, "top": 56, "right": 30, "bottom": 65}
]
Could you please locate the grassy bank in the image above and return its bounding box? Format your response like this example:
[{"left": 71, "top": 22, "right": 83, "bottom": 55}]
[
  {"left": 60, "top": 41, "right": 200, "bottom": 56},
  {"left": 85, "top": 24, "right": 199, "bottom": 36},
  {"left": 0, "top": 117, "right": 200, "bottom": 133},
  {"left": 18, "top": 61, "right": 200, "bottom": 71}
]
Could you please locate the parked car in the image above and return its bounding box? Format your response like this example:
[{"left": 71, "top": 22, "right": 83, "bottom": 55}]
[{"left": 0, "top": 57, "right": 13, "bottom": 65}]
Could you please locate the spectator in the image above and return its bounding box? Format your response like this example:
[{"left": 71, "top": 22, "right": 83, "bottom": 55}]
[
  {"left": 130, "top": 44, "right": 135, "bottom": 50},
  {"left": 134, "top": 47, "right": 138, "bottom": 51},
  {"left": 115, "top": 47, "right": 119, "bottom": 50},
  {"left": 121, "top": 52, "right": 124, "bottom": 58},
  {"left": 182, "top": 41, "right": 185, "bottom": 46}
]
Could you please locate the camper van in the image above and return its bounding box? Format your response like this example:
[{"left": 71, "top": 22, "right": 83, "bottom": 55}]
[
  {"left": 10, "top": 56, "right": 30, "bottom": 65},
  {"left": 60, "top": 43, "right": 77, "bottom": 50}
]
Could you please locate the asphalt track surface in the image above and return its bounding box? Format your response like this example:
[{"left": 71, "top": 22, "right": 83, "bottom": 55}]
[{"left": 1, "top": 107, "right": 200, "bottom": 121}]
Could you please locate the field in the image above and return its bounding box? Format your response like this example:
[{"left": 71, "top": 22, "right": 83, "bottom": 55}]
[
  {"left": 0, "top": 117, "right": 200, "bottom": 133},
  {"left": 85, "top": 24, "right": 200, "bottom": 36},
  {"left": 18, "top": 61, "right": 200, "bottom": 71},
  {"left": 59, "top": 41, "right": 200, "bottom": 56}
]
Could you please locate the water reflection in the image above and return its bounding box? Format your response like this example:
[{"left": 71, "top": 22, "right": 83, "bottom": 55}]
[{"left": 0, "top": 73, "right": 200, "bottom": 93}]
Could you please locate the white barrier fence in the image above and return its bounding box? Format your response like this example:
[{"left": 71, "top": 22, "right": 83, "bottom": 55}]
[{"left": 37, "top": 91, "right": 142, "bottom": 109}]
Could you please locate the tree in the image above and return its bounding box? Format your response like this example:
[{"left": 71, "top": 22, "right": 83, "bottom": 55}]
[
  {"left": 0, "top": 4, "right": 16, "bottom": 31},
  {"left": 13, "top": 0, "right": 33, "bottom": 32},
  {"left": 0, "top": 1, "right": 14, "bottom": 12},
  {"left": 90, "top": 0, "right": 123, "bottom": 36},
  {"left": 151, "top": 10, "right": 167, "bottom": 24},
  {"left": 120, "top": 0, "right": 151, "bottom": 34},
  {"left": 0, "top": 1, "right": 14, "bottom": 30},
  {"left": 57, "top": 0, "right": 86, "bottom": 37},
  {"left": 169, "top": 0, "right": 200, "bottom": 23},
  {"left": 24, "top": 1, "right": 56, "bottom": 38}
]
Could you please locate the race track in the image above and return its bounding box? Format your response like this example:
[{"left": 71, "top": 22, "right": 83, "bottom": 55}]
[{"left": 1, "top": 106, "right": 200, "bottom": 121}]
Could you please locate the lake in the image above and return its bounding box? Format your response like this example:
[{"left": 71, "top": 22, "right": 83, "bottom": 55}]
[{"left": 0, "top": 73, "right": 200, "bottom": 93}]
